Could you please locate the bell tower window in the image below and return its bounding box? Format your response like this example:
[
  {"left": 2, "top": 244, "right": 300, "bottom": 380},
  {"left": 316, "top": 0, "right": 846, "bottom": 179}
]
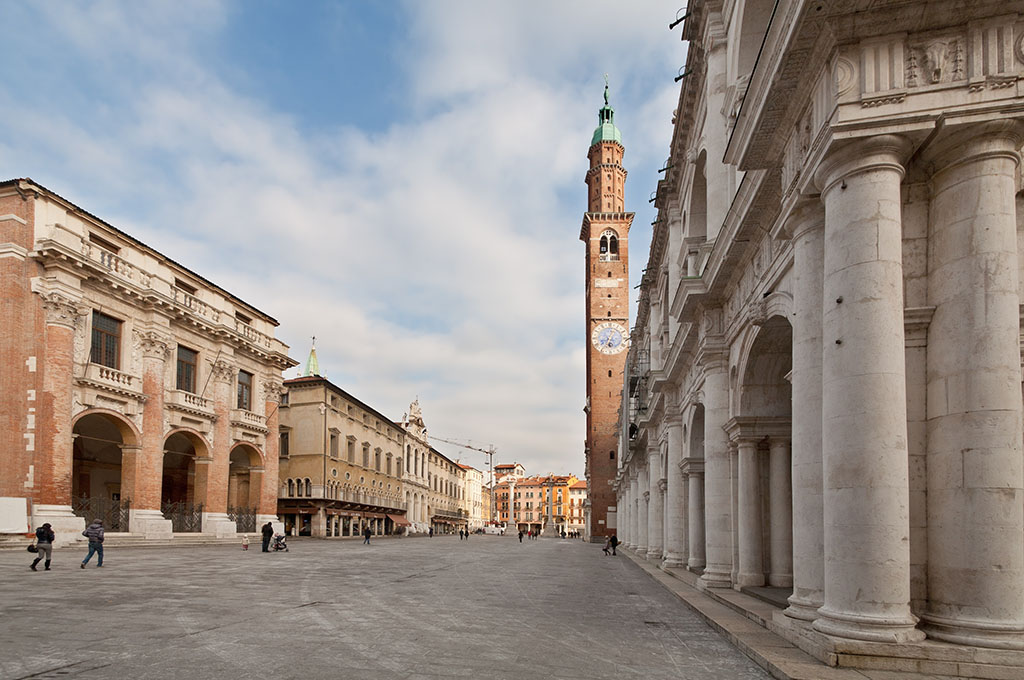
[{"left": 599, "top": 230, "right": 619, "bottom": 262}]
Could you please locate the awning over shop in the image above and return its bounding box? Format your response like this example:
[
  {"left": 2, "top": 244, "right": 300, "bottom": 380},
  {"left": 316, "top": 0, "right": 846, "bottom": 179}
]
[
  {"left": 363, "top": 512, "right": 385, "bottom": 519},
  {"left": 387, "top": 514, "right": 411, "bottom": 527}
]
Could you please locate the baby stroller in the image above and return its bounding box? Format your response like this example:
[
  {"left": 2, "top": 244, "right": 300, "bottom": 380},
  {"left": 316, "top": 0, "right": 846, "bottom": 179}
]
[{"left": 271, "top": 534, "right": 289, "bottom": 552}]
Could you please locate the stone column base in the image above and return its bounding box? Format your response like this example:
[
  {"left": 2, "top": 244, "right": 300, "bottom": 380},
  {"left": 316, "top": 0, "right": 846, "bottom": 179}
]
[
  {"left": 129, "top": 509, "right": 172, "bottom": 538},
  {"left": 661, "top": 552, "right": 686, "bottom": 568},
  {"left": 645, "top": 549, "right": 663, "bottom": 561},
  {"left": 920, "top": 613, "right": 1024, "bottom": 651},
  {"left": 31, "top": 505, "right": 86, "bottom": 547},
  {"left": 768, "top": 573, "right": 793, "bottom": 588},
  {"left": 257, "top": 515, "right": 284, "bottom": 536},
  {"left": 784, "top": 594, "right": 823, "bottom": 622},
  {"left": 812, "top": 606, "right": 925, "bottom": 643},
  {"left": 202, "top": 512, "right": 238, "bottom": 537},
  {"left": 699, "top": 568, "right": 733, "bottom": 589}
]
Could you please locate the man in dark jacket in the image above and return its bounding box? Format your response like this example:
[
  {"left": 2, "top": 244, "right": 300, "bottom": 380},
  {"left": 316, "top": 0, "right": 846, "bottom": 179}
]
[
  {"left": 261, "top": 522, "right": 274, "bottom": 552},
  {"left": 30, "top": 523, "right": 55, "bottom": 571},
  {"left": 609, "top": 534, "right": 619, "bottom": 556},
  {"left": 81, "top": 519, "right": 104, "bottom": 568},
  {"left": 363, "top": 526, "right": 372, "bottom": 545}
]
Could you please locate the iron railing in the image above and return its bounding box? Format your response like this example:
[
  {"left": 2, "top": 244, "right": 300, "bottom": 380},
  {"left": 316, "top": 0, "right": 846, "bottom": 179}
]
[
  {"left": 161, "top": 501, "right": 204, "bottom": 533},
  {"left": 227, "top": 506, "right": 257, "bottom": 533},
  {"left": 72, "top": 496, "right": 130, "bottom": 532}
]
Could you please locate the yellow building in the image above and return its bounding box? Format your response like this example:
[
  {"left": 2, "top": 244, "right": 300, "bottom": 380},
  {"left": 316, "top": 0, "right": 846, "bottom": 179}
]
[{"left": 277, "top": 347, "right": 409, "bottom": 537}]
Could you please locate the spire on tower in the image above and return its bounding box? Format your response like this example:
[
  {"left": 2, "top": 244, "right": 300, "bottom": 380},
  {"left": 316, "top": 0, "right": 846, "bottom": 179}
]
[
  {"left": 592, "top": 76, "right": 622, "bottom": 147},
  {"left": 303, "top": 335, "right": 320, "bottom": 377}
]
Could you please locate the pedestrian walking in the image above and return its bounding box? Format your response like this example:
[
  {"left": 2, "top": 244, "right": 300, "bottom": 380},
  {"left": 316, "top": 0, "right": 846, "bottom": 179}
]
[
  {"left": 518, "top": 530, "right": 523, "bottom": 543},
  {"left": 29, "top": 523, "right": 55, "bottom": 571},
  {"left": 609, "top": 533, "right": 618, "bottom": 556},
  {"left": 602, "top": 536, "right": 611, "bottom": 555},
  {"left": 261, "top": 522, "right": 274, "bottom": 552},
  {"left": 459, "top": 529, "right": 464, "bottom": 540},
  {"left": 241, "top": 535, "right": 249, "bottom": 551},
  {"left": 429, "top": 527, "right": 433, "bottom": 538},
  {"left": 80, "top": 519, "right": 104, "bottom": 568},
  {"left": 363, "top": 526, "right": 372, "bottom": 544}
]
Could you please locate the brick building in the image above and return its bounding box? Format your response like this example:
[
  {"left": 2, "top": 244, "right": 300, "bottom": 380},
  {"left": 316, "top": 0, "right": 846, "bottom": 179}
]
[
  {"left": 581, "top": 84, "right": 632, "bottom": 541},
  {"left": 0, "top": 178, "right": 295, "bottom": 544}
]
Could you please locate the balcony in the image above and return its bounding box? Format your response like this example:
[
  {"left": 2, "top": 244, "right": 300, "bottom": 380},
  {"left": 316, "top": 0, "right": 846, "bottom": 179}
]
[
  {"left": 165, "top": 389, "right": 215, "bottom": 417},
  {"left": 231, "top": 408, "right": 267, "bottom": 434},
  {"left": 235, "top": 319, "right": 272, "bottom": 349},
  {"left": 78, "top": 363, "right": 143, "bottom": 398},
  {"left": 82, "top": 243, "right": 150, "bottom": 287},
  {"left": 171, "top": 286, "right": 220, "bottom": 324}
]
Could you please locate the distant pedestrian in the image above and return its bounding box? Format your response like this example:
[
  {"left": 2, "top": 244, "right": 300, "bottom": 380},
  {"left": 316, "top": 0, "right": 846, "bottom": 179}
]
[
  {"left": 261, "top": 522, "right": 274, "bottom": 552},
  {"left": 459, "top": 529, "right": 464, "bottom": 540},
  {"left": 602, "top": 536, "right": 611, "bottom": 555},
  {"left": 30, "top": 523, "right": 55, "bottom": 571},
  {"left": 363, "top": 526, "right": 372, "bottom": 544},
  {"left": 80, "top": 519, "right": 104, "bottom": 568},
  {"left": 609, "top": 534, "right": 618, "bottom": 556},
  {"left": 518, "top": 530, "right": 524, "bottom": 543},
  {"left": 241, "top": 535, "right": 249, "bottom": 551},
  {"left": 429, "top": 527, "right": 433, "bottom": 538}
]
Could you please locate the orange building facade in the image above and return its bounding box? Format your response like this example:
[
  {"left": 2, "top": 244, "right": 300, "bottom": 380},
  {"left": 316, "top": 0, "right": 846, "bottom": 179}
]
[
  {"left": 493, "top": 473, "right": 579, "bottom": 535},
  {"left": 0, "top": 179, "right": 295, "bottom": 544}
]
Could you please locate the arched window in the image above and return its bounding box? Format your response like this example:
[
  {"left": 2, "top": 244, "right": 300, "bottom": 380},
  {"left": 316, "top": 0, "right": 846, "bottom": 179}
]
[
  {"left": 305, "top": 478, "right": 312, "bottom": 496},
  {"left": 288, "top": 479, "right": 294, "bottom": 497},
  {"left": 599, "top": 230, "right": 619, "bottom": 261},
  {"left": 295, "top": 479, "right": 302, "bottom": 497}
]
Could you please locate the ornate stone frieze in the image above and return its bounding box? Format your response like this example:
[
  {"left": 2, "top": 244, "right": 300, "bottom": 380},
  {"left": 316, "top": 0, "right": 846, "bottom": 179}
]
[{"left": 906, "top": 35, "right": 965, "bottom": 87}]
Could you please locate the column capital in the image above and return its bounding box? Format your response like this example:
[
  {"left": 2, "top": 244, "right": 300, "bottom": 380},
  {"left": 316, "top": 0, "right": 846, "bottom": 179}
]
[
  {"left": 135, "top": 330, "right": 174, "bottom": 360},
  {"left": 209, "top": 358, "right": 235, "bottom": 383},
  {"left": 656, "top": 478, "right": 668, "bottom": 492},
  {"left": 921, "top": 120, "right": 1024, "bottom": 178},
  {"left": 642, "top": 491, "right": 650, "bottom": 502},
  {"left": 780, "top": 197, "right": 825, "bottom": 241},
  {"left": 814, "top": 134, "right": 912, "bottom": 195},
  {"left": 40, "top": 291, "right": 87, "bottom": 329},
  {"left": 261, "top": 377, "right": 284, "bottom": 403},
  {"left": 680, "top": 457, "right": 704, "bottom": 475}
]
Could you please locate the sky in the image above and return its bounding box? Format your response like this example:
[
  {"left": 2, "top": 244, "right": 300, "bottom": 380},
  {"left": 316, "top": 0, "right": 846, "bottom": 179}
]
[{"left": 1, "top": 1, "right": 683, "bottom": 478}]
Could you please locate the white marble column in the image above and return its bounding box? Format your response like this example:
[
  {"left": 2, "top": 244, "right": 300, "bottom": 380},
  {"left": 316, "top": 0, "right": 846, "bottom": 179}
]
[
  {"left": 700, "top": 356, "right": 733, "bottom": 588},
  {"left": 618, "top": 485, "right": 629, "bottom": 547},
  {"left": 626, "top": 473, "right": 634, "bottom": 553},
  {"left": 637, "top": 470, "right": 649, "bottom": 557},
  {"left": 768, "top": 438, "right": 793, "bottom": 587},
  {"left": 736, "top": 439, "right": 764, "bottom": 587},
  {"left": 784, "top": 200, "right": 826, "bottom": 621},
  {"left": 663, "top": 416, "right": 687, "bottom": 567},
  {"left": 646, "top": 446, "right": 664, "bottom": 561},
  {"left": 686, "top": 460, "right": 706, "bottom": 569},
  {"left": 920, "top": 122, "right": 1024, "bottom": 649},
  {"left": 812, "top": 135, "right": 923, "bottom": 643}
]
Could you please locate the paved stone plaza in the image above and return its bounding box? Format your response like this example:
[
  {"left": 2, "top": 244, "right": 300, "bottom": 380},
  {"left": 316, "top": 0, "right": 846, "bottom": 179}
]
[{"left": 0, "top": 536, "right": 769, "bottom": 680}]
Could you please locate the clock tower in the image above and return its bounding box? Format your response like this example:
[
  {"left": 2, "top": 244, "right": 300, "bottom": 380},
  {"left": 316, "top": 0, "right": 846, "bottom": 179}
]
[{"left": 581, "top": 82, "right": 632, "bottom": 541}]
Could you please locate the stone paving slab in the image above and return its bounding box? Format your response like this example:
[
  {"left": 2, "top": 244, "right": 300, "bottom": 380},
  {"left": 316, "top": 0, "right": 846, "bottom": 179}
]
[{"left": 1, "top": 537, "right": 770, "bottom": 680}]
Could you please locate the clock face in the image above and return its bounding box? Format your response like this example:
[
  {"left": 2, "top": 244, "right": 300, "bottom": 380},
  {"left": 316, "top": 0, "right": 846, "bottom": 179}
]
[{"left": 591, "top": 321, "right": 628, "bottom": 354}]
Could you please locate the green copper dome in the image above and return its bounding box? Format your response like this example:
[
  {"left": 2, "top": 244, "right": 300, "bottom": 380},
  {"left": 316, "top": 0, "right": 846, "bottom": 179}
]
[
  {"left": 591, "top": 82, "right": 622, "bottom": 147},
  {"left": 303, "top": 338, "right": 320, "bottom": 377}
]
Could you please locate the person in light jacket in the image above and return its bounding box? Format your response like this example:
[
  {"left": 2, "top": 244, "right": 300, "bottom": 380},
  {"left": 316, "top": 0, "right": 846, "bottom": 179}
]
[{"left": 81, "top": 519, "right": 104, "bottom": 568}]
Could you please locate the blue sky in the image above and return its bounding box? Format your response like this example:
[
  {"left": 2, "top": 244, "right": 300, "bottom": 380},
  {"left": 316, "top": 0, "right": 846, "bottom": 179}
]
[{"left": 1, "top": 1, "right": 682, "bottom": 477}]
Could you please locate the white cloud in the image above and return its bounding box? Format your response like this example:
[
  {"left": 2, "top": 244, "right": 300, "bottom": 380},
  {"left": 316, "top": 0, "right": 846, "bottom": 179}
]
[{"left": 0, "top": 0, "right": 678, "bottom": 476}]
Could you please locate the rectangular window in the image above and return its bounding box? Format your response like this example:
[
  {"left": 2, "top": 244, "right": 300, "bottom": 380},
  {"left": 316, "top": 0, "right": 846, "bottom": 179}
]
[
  {"left": 237, "top": 370, "right": 253, "bottom": 410},
  {"left": 347, "top": 439, "right": 355, "bottom": 463},
  {"left": 176, "top": 346, "right": 198, "bottom": 393},
  {"left": 90, "top": 311, "right": 121, "bottom": 369},
  {"left": 280, "top": 432, "right": 290, "bottom": 457},
  {"left": 330, "top": 433, "right": 339, "bottom": 458}
]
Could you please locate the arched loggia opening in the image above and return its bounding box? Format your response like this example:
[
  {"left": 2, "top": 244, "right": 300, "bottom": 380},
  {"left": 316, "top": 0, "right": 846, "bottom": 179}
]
[
  {"left": 161, "top": 430, "right": 206, "bottom": 532},
  {"left": 733, "top": 315, "right": 793, "bottom": 590},
  {"left": 71, "top": 410, "right": 139, "bottom": 531},
  {"left": 227, "top": 443, "right": 263, "bottom": 532}
]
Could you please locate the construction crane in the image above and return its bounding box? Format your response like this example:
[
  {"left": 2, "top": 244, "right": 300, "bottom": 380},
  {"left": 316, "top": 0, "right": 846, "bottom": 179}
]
[{"left": 428, "top": 435, "right": 497, "bottom": 524}]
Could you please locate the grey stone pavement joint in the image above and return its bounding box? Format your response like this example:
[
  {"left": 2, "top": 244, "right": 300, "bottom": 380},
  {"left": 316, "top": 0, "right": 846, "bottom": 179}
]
[{"left": 1, "top": 536, "right": 770, "bottom": 680}]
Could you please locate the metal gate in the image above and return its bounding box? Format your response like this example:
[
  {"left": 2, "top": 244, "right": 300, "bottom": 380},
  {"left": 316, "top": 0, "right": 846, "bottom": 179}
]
[
  {"left": 227, "top": 506, "right": 257, "bottom": 533},
  {"left": 72, "top": 496, "right": 131, "bottom": 532},
  {"left": 161, "top": 501, "right": 203, "bottom": 533}
]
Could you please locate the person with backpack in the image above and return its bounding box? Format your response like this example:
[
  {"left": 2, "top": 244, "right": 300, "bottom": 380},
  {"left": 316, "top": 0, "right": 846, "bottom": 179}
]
[
  {"left": 30, "top": 523, "right": 55, "bottom": 571},
  {"left": 81, "top": 519, "right": 104, "bottom": 568}
]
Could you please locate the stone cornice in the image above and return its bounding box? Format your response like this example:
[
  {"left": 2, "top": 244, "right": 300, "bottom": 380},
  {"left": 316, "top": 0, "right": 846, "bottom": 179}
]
[{"left": 723, "top": 416, "right": 792, "bottom": 442}]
